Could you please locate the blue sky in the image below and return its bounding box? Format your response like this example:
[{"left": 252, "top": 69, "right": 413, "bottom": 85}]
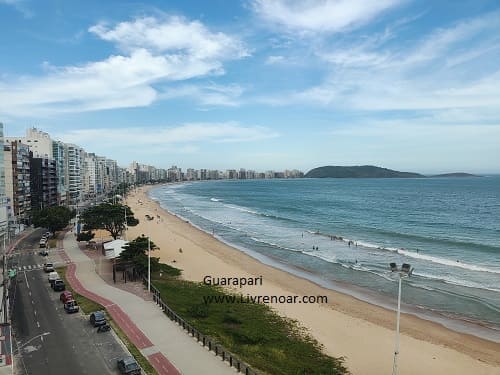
[{"left": 1, "top": 0, "right": 499, "bottom": 174}]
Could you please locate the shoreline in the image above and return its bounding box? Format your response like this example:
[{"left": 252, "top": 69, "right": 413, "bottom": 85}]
[{"left": 126, "top": 184, "right": 500, "bottom": 374}]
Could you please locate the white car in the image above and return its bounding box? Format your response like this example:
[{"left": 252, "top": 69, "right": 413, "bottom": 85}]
[{"left": 43, "top": 263, "right": 55, "bottom": 272}]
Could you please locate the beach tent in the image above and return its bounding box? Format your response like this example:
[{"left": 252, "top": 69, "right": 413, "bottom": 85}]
[{"left": 103, "top": 239, "right": 129, "bottom": 259}]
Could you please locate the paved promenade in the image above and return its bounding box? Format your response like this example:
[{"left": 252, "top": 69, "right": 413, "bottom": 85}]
[{"left": 60, "top": 232, "right": 235, "bottom": 375}]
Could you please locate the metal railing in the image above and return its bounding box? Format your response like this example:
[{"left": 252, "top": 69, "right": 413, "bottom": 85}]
[{"left": 143, "top": 277, "right": 258, "bottom": 375}]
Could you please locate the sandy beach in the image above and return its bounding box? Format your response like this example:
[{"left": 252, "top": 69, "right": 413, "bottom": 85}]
[{"left": 125, "top": 185, "right": 500, "bottom": 375}]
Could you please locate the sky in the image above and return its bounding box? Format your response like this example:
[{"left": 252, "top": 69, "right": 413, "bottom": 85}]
[{"left": 1, "top": 0, "right": 499, "bottom": 174}]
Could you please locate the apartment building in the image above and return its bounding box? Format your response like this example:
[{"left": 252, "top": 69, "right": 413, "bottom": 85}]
[
  {"left": 65, "top": 143, "right": 84, "bottom": 206},
  {"left": 4, "top": 140, "right": 31, "bottom": 225},
  {"left": 30, "top": 153, "right": 58, "bottom": 210},
  {"left": 52, "top": 140, "right": 67, "bottom": 206},
  {"left": 6, "top": 127, "right": 53, "bottom": 159},
  {"left": 0, "top": 124, "right": 8, "bottom": 240}
]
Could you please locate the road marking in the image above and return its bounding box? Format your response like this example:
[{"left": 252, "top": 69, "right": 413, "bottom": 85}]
[
  {"left": 34, "top": 310, "right": 37, "bottom": 316},
  {"left": 24, "top": 271, "right": 30, "bottom": 289}
]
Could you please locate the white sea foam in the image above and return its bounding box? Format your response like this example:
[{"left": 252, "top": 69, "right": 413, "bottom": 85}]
[
  {"left": 413, "top": 271, "right": 500, "bottom": 292},
  {"left": 398, "top": 249, "right": 500, "bottom": 274}
]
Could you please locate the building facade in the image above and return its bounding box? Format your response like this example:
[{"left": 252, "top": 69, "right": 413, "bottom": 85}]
[
  {"left": 52, "top": 140, "right": 67, "bottom": 206},
  {"left": 0, "top": 124, "right": 8, "bottom": 240},
  {"left": 4, "top": 140, "right": 31, "bottom": 225},
  {"left": 30, "top": 154, "right": 58, "bottom": 210},
  {"left": 65, "top": 143, "right": 83, "bottom": 206}
]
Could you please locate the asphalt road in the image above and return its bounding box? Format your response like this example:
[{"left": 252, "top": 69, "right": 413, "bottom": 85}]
[{"left": 10, "top": 229, "right": 130, "bottom": 375}]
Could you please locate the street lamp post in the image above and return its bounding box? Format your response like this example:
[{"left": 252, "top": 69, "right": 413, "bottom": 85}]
[
  {"left": 123, "top": 204, "right": 127, "bottom": 241},
  {"left": 147, "top": 233, "right": 151, "bottom": 293},
  {"left": 389, "top": 262, "right": 413, "bottom": 375}
]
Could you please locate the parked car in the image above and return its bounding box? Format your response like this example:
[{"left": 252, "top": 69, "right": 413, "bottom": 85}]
[
  {"left": 60, "top": 291, "right": 73, "bottom": 303},
  {"left": 39, "top": 239, "right": 47, "bottom": 248},
  {"left": 39, "top": 250, "right": 49, "bottom": 256},
  {"left": 48, "top": 271, "right": 59, "bottom": 285},
  {"left": 52, "top": 279, "right": 65, "bottom": 291},
  {"left": 43, "top": 263, "right": 54, "bottom": 272},
  {"left": 64, "top": 300, "right": 79, "bottom": 313},
  {"left": 89, "top": 311, "right": 107, "bottom": 327},
  {"left": 117, "top": 356, "right": 141, "bottom": 375}
]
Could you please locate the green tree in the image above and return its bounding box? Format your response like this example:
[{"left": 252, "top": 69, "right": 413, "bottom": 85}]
[
  {"left": 32, "top": 206, "right": 74, "bottom": 232},
  {"left": 80, "top": 203, "right": 139, "bottom": 240},
  {"left": 76, "top": 230, "right": 95, "bottom": 242},
  {"left": 119, "top": 236, "right": 160, "bottom": 274}
]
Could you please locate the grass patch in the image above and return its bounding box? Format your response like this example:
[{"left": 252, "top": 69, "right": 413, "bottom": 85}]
[
  {"left": 56, "top": 266, "right": 158, "bottom": 375},
  {"left": 47, "top": 238, "right": 58, "bottom": 249},
  {"left": 151, "top": 268, "right": 349, "bottom": 375}
]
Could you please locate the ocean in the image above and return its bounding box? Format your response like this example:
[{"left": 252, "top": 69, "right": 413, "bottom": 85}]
[{"left": 149, "top": 176, "right": 500, "bottom": 341}]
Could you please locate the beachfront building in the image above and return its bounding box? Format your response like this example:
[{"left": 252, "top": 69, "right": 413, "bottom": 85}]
[
  {"left": 30, "top": 153, "right": 58, "bottom": 210},
  {"left": 0, "top": 124, "right": 9, "bottom": 241},
  {"left": 200, "top": 169, "right": 208, "bottom": 180},
  {"left": 104, "top": 159, "right": 119, "bottom": 193},
  {"left": 208, "top": 170, "right": 221, "bottom": 180},
  {"left": 65, "top": 143, "right": 84, "bottom": 207},
  {"left": 4, "top": 140, "right": 31, "bottom": 226},
  {"left": 52, "top": 140, "right": 67, "bottom": 206},
  {"left": 129, "top": 161, "right": 153, "bottom": 184},
  {"left": 96, "top": 156, "right": 107, "bottom": 195},
  {"left": 185, "top": 168, "right": 198, "bottom": 181},
  {"left": 12, "top": 127, "right": 53, "bottom": 159},
  {"left": 118, "top": 166, "right": 134, "bottom": 187},
  {"left": 167, "top": 166, "right": 182, "bottom": 182},
  {"left": 83, "top": 152, "right": 98, "bottom": 201},
  {"left": 226, "top": 169, "right": 238, "bottom": 179}
]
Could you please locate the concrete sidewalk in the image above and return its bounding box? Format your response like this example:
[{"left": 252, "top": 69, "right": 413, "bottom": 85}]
[{"left": 61, "top": 232, "right": 235, "bottom": 375}]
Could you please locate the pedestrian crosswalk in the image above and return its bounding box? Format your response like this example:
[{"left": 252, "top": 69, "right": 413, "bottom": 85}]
[
  {"left": 6, "top": 248, "right": 72, "bottom": 272},
  {"left": 8, "top": 249, "right": 63, "bottom": 258},
  {"left": 14, "top": 260, "right": 72, "bottom": 272}
]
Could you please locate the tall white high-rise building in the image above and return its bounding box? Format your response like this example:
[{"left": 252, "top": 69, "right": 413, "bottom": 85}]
[
  {"left": 65, "top": 143, "right": 84, "bottom": 206},
  {"left": 6, "top": 127, "right": 53, "bottom": 159},
  {"left": 52, "top": 140, "right": 67, "bottom": 206},
  {"left": 0, "top": 123, "right": 8, "bottom": 240}
]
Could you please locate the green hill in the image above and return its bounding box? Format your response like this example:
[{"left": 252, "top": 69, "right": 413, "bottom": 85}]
[{"left": 305, "top": 165, "right": 424, "bottom": 178}]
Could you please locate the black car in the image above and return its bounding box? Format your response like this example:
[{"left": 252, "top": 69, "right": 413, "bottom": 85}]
[
  {"left": 117, "top": 356, "right": 141, "bottom": 375},
  {"left": 52, "top": 279, "right": 66, "bottom": 291},
  {"left": 90, "top": 311, "right": 107, "bottom": 327}
]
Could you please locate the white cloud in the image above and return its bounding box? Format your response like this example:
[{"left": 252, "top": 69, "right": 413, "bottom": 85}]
[
  {"left": 56, "top": 123, "right": 279, "bottom": 148},
  {"left": 261, "top": 11, "right": 500, "bottom": 113},
  {"left": 0, "top": 16, "right": 248, "bottom": 117},
  {"left": 159, "top": 83, "right": 244, "bottom": 107},
  {"left": 89, "top": 16, "right": 249, "bottom": 60},
  {"left": 252, "top": 0, "right": 402, "bottom": 33},
  {"left": 265, "top": 55, "right": 286, "bottom": 65}
]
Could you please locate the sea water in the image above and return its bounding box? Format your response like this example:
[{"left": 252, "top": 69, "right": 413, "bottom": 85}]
[{"left": 149, "top": 176, "right": 500, "bottom": 340}]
